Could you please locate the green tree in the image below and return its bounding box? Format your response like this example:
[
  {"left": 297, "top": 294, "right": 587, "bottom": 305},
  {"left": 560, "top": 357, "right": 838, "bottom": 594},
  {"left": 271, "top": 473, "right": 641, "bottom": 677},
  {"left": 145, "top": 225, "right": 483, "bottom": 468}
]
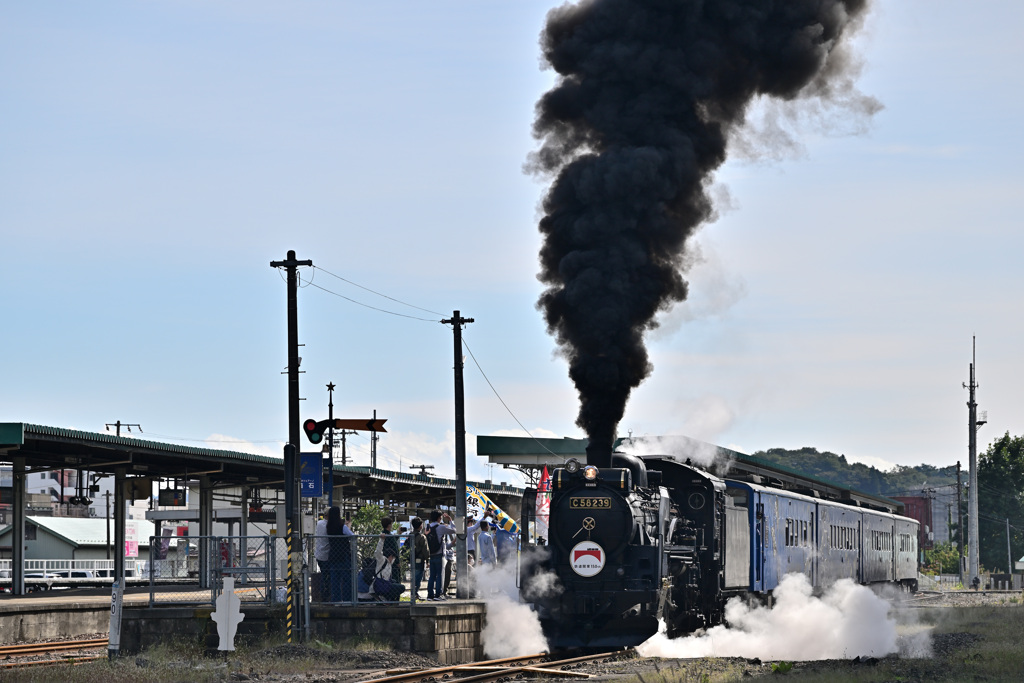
[
  {"left": 350, "top": 504, "right": 385, "bottom": 534},
  {"left": 922, "top": 542, "right": 960, "bottom": 575},
  {"left": 977, "top": 432, "right": 1024, "bottom": 573}
]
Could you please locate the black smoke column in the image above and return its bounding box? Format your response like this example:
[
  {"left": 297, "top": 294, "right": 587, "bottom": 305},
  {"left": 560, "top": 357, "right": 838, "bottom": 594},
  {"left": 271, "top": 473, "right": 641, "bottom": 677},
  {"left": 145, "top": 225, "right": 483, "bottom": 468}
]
[{"left": 532, "top": 0, "right": 872, "bottom": 466}]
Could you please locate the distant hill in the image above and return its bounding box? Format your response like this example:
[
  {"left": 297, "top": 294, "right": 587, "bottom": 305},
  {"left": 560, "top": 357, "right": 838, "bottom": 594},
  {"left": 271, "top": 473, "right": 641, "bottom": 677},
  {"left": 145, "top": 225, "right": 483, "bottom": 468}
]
[{"left": 749, "top": 447, "right": 958, "bottom": 498}]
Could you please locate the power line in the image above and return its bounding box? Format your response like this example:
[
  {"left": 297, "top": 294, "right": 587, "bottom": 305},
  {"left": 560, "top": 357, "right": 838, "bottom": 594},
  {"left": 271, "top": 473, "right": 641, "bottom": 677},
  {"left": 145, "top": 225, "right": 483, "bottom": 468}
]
[
  {"left": 304, "top": 280, "right": 439, "bottom": 322},
  {"left": 462, "top": 335, "right": 563, "bottom": 460},
  {"left": 313, "top": 266, "right": 445, "bottom": 317},
  {"left": 279, "top": 265, "right": 560, "bottom": 465},
  {"left": 143, "top": 433, "right": 283, "bottom": 445}
]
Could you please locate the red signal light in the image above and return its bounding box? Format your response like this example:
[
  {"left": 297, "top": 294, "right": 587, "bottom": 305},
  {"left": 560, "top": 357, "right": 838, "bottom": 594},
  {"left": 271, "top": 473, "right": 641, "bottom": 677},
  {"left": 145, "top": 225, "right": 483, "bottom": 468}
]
[{"left": 303, "top": 419, "right": 325, "bottom": 444}]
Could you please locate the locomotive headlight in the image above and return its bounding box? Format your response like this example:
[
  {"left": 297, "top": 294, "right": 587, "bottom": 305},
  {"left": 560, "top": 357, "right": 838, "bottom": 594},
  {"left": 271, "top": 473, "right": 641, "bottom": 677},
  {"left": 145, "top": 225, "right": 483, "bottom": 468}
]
[
  {"left": 565, "top": 458, "right": 581, "bottom": 474},
  {"left": 583, "top": 465, "right": 599, "bottom": 481}
]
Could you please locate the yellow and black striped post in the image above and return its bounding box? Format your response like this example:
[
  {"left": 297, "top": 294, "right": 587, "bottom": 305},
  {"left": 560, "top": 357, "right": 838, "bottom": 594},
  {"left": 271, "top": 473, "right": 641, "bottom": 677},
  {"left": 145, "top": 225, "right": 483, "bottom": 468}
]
[{"left": 286, "top": 521, "right": 294, "bottom": 642}]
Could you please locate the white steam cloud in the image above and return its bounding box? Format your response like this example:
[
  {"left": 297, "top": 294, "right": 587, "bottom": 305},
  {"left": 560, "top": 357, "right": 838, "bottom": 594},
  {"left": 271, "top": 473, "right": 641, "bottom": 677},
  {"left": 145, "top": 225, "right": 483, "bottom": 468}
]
[
  {"left": 468, "top": 557, "right": 565, "bottom": 655},
  {"left": 618, "top": 434, "right": 734, "bottom": 472},
  {"left": 473, "top": 561, "right": 552, "bottom": 658},
  {"left": 638, "top": 574, "right": 901, "bottom": 660}
]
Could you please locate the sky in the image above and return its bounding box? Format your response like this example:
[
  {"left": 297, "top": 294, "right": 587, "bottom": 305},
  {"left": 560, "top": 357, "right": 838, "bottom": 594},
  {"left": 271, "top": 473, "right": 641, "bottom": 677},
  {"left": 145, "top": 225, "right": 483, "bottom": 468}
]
[{"left": 2, "top": 1, "right": 1022, "bottom": 488}]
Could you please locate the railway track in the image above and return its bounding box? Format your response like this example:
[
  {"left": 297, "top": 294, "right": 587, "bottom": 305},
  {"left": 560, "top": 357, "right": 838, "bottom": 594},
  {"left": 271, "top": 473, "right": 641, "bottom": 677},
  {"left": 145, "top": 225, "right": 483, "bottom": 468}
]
[
  {"left": 0, "top": 637, "right": 108, "bottom": 669},
  {"left": 363, "top": 649, "right": 631, "bottom": 683}
]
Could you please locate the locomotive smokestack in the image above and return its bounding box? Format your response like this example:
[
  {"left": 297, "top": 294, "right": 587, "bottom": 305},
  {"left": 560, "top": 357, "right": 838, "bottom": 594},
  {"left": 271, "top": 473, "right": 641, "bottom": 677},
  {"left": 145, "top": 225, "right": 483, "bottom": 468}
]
[
  {"left": 585, "top": 441, "right": 612, "bottom": 469},
  {"left": 531, "top": 0, "right": 877, "bottom": 451}
]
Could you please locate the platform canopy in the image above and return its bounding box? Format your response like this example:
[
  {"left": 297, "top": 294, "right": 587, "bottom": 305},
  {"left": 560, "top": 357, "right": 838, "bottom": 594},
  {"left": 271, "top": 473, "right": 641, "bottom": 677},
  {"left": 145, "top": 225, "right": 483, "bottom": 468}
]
[
  {"left": 0, "top": 423, "right": 521, "bottom": 503},
  {"left": 476, "top": 433, "right": 903, "bottom": 514},
  {"left": 475, "top": 435, "right": 588, "bottom": 469}
]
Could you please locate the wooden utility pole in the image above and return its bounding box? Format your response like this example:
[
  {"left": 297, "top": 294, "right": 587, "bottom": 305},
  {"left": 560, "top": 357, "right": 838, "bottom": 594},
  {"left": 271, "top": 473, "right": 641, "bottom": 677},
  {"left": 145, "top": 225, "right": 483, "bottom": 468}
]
[{"left": 442, "top": 310, "right": 473, "bottom": 599}]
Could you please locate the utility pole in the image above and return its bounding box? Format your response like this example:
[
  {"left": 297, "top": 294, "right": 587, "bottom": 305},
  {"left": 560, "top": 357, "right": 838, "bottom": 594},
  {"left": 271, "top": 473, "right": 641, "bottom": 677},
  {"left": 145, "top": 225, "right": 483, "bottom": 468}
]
[
  {"left": 442, "top": 310, "right": 473, "bottom": 599},
  {"left": 105, "top": 421, "right": 142, "bottom": 438},
  {"left": 105, "top": 491, "right": 112, "bottom": 561},
  {"left": 336, "top": 430, "right": 356, "bottom": 467},
  {"left": 411, "top": 464, "right": 435, "bottom": 477},
  {"left": 1007, "top": 519, "right": 1013, "bottom": 577},
  {"left": 327, "top": 383, "right": 335, "bottom": 507},
  {"left": 964, "top": 337, "right": 986, "bottom": 587},
  {"left": 956, "top": 461, "right": 964, "bottom": 582},
  {"left": 270, "top": 249, "right": 312, "bottom": 643},
  {"left": 371, "top": 409, "right": 378, "bottom": 469}
]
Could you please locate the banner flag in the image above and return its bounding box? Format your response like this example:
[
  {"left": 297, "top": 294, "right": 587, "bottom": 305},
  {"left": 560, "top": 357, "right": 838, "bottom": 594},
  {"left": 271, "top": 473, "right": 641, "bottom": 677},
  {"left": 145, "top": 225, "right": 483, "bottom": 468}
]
[{"left": 466, "top": 484, "right": 519, "bottom": 534}]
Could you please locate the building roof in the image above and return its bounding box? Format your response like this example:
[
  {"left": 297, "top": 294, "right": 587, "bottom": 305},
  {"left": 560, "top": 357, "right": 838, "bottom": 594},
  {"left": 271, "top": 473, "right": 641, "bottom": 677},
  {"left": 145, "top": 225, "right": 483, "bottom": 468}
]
[{"left": 1, "top": 516, "right": 154, "bottom": 547}]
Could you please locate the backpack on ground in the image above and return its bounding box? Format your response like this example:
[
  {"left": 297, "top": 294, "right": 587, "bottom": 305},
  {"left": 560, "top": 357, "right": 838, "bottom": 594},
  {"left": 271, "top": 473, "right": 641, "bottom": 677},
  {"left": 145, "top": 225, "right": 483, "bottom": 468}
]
[{"left": 426, "top": 523, "right": 442, "bottom": 555}]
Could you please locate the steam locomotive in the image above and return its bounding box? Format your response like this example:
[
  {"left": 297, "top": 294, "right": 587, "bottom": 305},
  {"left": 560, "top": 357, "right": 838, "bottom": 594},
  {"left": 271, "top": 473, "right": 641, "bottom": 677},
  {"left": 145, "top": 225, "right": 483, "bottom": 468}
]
[{"left": 520, "top": 451, "right": 919, "bottom": 649}]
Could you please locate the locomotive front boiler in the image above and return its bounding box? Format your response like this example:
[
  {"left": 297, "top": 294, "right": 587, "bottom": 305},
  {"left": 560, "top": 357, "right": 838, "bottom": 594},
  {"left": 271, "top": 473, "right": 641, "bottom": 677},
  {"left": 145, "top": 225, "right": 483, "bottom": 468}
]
[{"left": 534, "top": 455, "right": 664, "bottom": 648}]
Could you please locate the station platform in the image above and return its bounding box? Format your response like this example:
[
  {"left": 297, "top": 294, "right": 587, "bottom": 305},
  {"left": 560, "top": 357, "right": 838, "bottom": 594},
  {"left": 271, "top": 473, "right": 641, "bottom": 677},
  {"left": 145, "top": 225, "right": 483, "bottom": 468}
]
[{"left": 0, "top": 588, "right": 487, "bottom": 664}]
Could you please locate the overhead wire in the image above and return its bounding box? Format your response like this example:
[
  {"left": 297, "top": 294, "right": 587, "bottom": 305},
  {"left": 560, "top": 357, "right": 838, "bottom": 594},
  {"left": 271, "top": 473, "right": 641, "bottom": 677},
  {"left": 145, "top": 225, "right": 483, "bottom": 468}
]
[
  {"left": 462, "top": 334, "right": 563, "bottom": 460},
  {"left": 278, "top": 263, "right": 557, "bottom": 461},
  {"left": 303, "top": 280, "right": 439, "bottom": 322},
  {"left": 313, "top": 265, "right": 445, "bottom": 317},
  {"left": 144, "top": 432, "right": 282, "bottom": 445}
]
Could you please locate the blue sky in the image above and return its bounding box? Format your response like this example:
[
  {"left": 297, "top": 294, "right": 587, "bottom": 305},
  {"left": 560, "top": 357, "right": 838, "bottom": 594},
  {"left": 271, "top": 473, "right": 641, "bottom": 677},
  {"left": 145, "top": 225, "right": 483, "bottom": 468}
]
[{"left": 2, "top": 1, "right": 1022, "bottom": 485}]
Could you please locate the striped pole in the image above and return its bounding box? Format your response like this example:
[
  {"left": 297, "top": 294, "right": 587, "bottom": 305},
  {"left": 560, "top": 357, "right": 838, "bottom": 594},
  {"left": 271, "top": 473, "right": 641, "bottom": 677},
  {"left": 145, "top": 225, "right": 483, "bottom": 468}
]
[{"left": 286, "top": 521, "right": 293, "bottom": 643}]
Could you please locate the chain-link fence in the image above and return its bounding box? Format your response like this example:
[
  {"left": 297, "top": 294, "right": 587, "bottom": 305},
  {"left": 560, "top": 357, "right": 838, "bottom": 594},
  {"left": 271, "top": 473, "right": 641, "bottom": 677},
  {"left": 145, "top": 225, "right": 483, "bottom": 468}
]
[
  {"left": 146, "top": 533, "right": 428, "bottom": 606},
  {"left": 309, "top": 533, "right": 418, "bottom": 605},
  {"left": 147, "top": 534, "right": 288, "bottom": 605}
]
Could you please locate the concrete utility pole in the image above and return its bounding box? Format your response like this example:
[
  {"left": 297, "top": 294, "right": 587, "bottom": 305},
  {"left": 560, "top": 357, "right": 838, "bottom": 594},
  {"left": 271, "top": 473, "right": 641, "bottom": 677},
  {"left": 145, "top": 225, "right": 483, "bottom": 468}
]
[
  {"left": 442, "top": 310, "right": 473, "bottom": 599},
  {"left": 956, "top": 461, "right": 964, "bottom": 582},
  {"left": 270, "top": 249, "right": 312, "bottom": 643},
  {"left": 327, "top": 382, "right": 335, "bottom": 507},
  {"left": 371, "top": 409, "right": 379, "bottom": 469},
  {"left": 1007, "top": 518, "right": 1013, "bottom": 576},
  {"left": 964, "top": 337, "right": 986, "bottom": 586}
]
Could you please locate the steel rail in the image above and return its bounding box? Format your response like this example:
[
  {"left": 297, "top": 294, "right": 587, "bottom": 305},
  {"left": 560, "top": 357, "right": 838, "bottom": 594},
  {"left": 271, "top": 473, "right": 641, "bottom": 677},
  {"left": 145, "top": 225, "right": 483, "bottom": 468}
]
[
  {"left": 0, "top": 638, "right": 109, "bottom": 656},
  {"left": 1, "top": 655, "right": 106, "bottom": 669},
  {"left": 362, "top": 650, "right": 628, "bottom": 683},
  {"left": 366, "top": 652, "right": 549, "bottom": 683}
]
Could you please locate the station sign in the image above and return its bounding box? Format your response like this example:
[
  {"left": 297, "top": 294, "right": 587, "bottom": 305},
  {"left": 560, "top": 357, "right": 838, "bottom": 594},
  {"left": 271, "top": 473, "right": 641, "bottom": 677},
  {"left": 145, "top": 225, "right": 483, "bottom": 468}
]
[{"left": 299, "top": 453, "right": 322, "bottom": 497}]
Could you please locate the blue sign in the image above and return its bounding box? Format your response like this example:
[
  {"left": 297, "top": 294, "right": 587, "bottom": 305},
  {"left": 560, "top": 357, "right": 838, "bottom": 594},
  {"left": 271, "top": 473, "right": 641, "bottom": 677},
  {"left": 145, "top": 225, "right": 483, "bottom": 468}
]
[{"left": 300, "top": 453, "right": 323, "bottom": 497}]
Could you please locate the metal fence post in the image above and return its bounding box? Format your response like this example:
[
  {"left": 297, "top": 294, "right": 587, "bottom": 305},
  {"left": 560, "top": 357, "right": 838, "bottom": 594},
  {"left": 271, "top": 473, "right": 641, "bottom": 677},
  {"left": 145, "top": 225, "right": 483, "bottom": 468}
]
[{"left": 148, "top": 538, "right": 155, "bottom": 608}]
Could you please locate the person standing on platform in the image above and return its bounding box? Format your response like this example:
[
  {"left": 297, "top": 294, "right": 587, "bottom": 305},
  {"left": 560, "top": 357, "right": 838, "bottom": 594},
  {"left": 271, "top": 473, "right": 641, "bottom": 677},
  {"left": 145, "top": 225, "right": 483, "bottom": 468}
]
[
  {"left": 409, "top": 517, "right": 428, "bottom": 599},
  {"left": 426, "top": 510, "right": 454, "bottom": 601},
  {"left": 324, "top": 506, "right": 347, "bottom": 602},
  {"left": 380, "top": 517, "right": 402, "bottom": 583},
  {"left": 315, "top": 512, "right": 331, "bottom": 601},
  {"left": 477, "top": 521, "right": 497, "bottom": 567},
  {"left": 466, "top": 509, "right": 492, "bottom": 550}
]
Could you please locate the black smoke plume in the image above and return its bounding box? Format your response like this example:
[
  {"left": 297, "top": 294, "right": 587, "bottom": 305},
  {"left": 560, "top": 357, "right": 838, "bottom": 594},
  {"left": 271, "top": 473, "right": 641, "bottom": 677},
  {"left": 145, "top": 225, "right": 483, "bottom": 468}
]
[{"left": 531, "top": 0, "right": 874, "bottom": 465}]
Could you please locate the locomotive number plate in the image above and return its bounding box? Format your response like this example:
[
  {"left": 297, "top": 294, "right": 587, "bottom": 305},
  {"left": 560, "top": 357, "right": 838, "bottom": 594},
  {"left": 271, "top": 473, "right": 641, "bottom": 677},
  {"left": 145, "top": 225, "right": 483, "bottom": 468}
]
[{"left": 570, "top": 497, "right": 611, "bottom": 509}]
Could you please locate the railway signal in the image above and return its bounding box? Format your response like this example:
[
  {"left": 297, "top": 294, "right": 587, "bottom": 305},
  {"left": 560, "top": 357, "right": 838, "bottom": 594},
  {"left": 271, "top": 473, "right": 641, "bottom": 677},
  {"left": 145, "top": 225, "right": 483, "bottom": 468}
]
[{"left": 302, "top": 417, "right": 387, "bottom": 444}]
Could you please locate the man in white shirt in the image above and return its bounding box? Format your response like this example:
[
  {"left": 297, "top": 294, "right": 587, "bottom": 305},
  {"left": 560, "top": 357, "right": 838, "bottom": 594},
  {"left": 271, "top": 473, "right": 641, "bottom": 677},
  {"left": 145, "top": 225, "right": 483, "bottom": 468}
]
[{"left": 477, "top": 521, "right": 497, "bottom": 566}]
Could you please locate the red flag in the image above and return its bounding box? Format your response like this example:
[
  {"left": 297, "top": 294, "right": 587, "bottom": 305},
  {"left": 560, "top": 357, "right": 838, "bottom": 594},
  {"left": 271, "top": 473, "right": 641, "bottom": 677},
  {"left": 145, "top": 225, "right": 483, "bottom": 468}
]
[
  {"left": 538, "top": 465, "right": 551, "bottom": 492},
  {"left": 535, "top": 466, "right": 551, "bottom": 541}
]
